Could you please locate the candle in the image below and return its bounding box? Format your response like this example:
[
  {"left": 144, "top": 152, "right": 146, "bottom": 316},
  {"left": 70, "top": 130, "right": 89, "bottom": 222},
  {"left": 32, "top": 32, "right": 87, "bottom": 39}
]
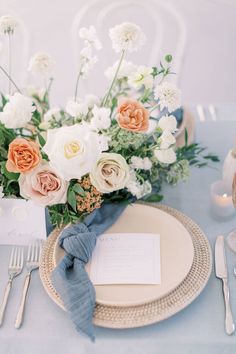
[{"left": 210, "top": 180, "right": 235, "bottom": 219}]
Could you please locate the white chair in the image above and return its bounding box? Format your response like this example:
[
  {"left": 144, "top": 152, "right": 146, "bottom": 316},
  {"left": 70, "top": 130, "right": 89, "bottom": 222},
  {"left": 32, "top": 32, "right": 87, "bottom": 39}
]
[{"left": 71, "top": 0, "right": 187, "bottom": 96}]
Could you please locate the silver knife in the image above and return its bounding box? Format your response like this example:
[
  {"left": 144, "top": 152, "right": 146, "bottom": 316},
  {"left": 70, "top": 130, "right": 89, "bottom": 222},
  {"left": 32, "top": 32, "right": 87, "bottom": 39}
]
[{"left": 215, "top": 235, "right": 235, "bottom": 335}]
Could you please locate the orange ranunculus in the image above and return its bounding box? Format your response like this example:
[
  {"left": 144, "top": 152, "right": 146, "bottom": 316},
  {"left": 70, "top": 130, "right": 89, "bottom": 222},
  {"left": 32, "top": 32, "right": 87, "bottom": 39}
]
[
  {"left": 6, "top": 138, "right": 41, "bottom": 173},
  {"left": 117, "top": 99, "right": 149, "bottom": 132}
]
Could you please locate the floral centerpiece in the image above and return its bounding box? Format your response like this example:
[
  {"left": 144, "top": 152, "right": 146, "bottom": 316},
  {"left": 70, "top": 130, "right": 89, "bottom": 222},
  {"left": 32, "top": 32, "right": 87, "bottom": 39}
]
[{"left": 0, "top": 17, "right": 218, "bottom": 227}]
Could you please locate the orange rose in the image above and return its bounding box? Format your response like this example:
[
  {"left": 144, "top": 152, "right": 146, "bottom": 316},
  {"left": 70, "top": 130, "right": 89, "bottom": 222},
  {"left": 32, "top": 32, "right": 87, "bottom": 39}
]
[
  {"left": 6, "top": 138, "right": 41, "bottom": 173},
  {"left": 117, "top": 99, "right": 149, "bottom": 132}
]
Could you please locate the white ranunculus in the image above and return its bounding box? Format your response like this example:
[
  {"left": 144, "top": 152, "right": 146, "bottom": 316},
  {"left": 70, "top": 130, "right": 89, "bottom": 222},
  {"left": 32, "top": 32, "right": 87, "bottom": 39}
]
[
  {"left": 128, "top": 65, "right": 153, "bottom": 90},
  {"left": 0, "top": 93, "right": 35, "bottom": 129},
  {"left": 28, "top": 52, "right": 55, "bottom": 76},
  {"left": 105, "top": 60, "right": 137, "bottom": 81},
  {"left": 109, "top": 22, "right": 146, "bottom": 53},
  {"left": 154, "top": 148, "right": 176, "bottom": 164},
  {"left": 159, "top": 130, "right": 176, "bottom": 149},
  {"left": 43, "top": 124, "right": 101, "bottom": 181},
  {"left": 0, "top": 15, "right": 18, "bottom": 34},
  {"left": 80, "top": 46, "right": 98, "bottom": 76},
  {"left": 90, "top": 105, "right": 111, "bottom": 131},
  {"left": 65, "top": 99, "right": 88, "bottom": 117},
  {"left": 44, "top": 108, "right": 61, "bottom": 123},
  {"left": 79, "top": 25, "right": 102, "bottom": 50},
  {"left": 154, "top": 82, "right": 181, "bottom": 113},
  {"left": 90, "top": 153, "right": 130, "bottom": 193},
  {"left": 158, "top": 115, "right": 177, "bottom": 133}
]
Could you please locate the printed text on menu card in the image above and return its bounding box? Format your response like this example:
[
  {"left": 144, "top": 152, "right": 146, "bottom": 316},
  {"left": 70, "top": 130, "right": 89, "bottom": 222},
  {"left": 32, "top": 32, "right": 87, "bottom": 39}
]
[{"left": 90, "top": 233, "right": 161, "bottom": 285}]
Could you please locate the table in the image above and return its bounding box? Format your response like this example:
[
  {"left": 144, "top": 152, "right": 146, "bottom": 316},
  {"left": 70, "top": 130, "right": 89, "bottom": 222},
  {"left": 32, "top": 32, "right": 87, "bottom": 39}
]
[{"left": 1, "top": 107, "right": 236, "bottom": 354}]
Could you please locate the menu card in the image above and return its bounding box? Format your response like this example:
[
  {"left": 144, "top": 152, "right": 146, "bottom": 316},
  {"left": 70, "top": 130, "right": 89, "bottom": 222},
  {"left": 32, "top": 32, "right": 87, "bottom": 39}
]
[
  {"left": 90, "top": 233, "right": 161, "bottom": 285},
  {"left": 0, "top": 199, "right": 46, "bottom": 245}
]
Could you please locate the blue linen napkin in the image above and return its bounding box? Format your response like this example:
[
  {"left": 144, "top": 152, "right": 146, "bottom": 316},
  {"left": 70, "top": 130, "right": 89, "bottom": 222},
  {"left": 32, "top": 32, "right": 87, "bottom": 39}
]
[{"left": 51, "top": 202, "right": 128, "bottom": 341}]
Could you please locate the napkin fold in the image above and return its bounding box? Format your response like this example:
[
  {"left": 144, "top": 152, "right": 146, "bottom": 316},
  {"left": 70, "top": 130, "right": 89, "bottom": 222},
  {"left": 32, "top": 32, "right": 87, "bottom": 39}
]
[{"left": 51, "top": 202, "right": 127, "bottom": 341}]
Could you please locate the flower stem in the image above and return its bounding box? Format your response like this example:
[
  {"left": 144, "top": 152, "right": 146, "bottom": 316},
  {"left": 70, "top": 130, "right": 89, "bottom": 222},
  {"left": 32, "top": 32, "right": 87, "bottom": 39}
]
[
  {"left": 8, "top": 33, "right": 12, "bottom": 94},
  {"left": 102, "top": 50, "right": 125, "bottom": 107},
  {"left": 74, "top": 68, "right": 82, "bottom": 102},
  {"left": 149, "top": 103, "right": 159, "bottom": 113},
  {"left": 0, "top": 65, "right": 22, "bottom": 93}
]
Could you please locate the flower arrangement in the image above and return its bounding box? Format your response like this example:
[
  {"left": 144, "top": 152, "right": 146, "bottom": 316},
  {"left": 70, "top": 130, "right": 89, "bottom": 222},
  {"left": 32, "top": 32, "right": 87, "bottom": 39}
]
[{"left": 0, "top": 17, "right": 219, "bottom": 227}]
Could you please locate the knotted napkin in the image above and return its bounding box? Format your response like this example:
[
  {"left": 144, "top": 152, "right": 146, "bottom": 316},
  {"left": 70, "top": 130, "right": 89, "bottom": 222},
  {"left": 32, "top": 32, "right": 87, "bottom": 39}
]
[{"left": 51, "top": 202, "right": 127, "bottom": 341}]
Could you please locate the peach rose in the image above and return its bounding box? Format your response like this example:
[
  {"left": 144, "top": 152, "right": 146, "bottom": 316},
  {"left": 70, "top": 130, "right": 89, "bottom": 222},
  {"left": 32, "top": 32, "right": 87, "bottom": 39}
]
[
  {"left": 19, "top": 161, "right": 68, "bottom": 207},
  {"left": 6, "top": 138, "right": 41, "bottom": 173},
  {"left": 117, "top": 99, "right": 149, "bottom": 132}
]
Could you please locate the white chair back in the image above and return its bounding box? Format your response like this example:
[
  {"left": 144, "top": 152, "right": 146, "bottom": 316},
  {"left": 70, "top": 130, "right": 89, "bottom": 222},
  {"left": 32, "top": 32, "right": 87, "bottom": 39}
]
[
  {"left": 71, "top": 0, "right": 187, "bottom": 96},
  {"left": 0, "top": 9, "right": 29, "bottom": 94}
]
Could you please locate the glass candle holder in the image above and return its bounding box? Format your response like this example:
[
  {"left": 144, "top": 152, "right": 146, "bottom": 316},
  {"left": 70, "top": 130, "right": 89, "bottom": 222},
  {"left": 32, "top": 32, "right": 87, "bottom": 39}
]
[{"left": 210, "top": 180, "right": 235, "bottom": 219}]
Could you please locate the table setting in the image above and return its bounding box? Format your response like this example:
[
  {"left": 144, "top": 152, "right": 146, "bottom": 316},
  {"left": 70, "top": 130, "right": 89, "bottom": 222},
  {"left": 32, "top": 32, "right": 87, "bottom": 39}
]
[{"left": 0, "top": 13, "right": 236, "bottom": 354}]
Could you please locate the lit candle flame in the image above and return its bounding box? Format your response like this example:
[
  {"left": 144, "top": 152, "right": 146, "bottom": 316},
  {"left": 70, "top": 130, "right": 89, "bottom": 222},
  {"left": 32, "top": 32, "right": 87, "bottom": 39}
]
[{"left": 223, "top": 193, "right": 228, "bottom": 198}]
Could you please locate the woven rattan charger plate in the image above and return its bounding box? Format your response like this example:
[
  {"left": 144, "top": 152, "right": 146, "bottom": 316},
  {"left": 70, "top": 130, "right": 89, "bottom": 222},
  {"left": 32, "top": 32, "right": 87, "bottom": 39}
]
[{"left": 39, "top": 203, "right": 212, "bottom": 329}]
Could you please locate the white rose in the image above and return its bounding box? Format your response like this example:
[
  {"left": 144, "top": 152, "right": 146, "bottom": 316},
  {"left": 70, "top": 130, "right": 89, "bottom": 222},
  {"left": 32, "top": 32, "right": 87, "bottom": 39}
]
[
  {"left": 158, "top": 115, "right": 177, "bottom": 133},
  {"left": 154, "top": 148, "right": 176, "bottom": 164},
  {"left": 159, "top": 130, "right": 176, "bottom": 149},
  {"left": 28, "top": 52, "right": 55, "bottom": 76},
  {"left": 0, "top": 93, "right": 35, "bottom": 129},
  {"left": 90, "top": 153, "right": 130, "bottom": 193},
  {"left": 90, "top": 105, "right": 111, "bottom": 131},
  {"left": 43, "top": 124, "right": 101, "bottom": 181},
  {"left": 65, "top": 99, "right": 88, "bottom": 117}
]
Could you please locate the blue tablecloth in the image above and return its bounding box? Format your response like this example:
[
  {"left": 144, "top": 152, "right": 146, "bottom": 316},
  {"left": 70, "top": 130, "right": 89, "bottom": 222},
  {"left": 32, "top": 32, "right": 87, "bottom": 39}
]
[{"left": 1, "top": 108, "right": 236, "bottom": 354}]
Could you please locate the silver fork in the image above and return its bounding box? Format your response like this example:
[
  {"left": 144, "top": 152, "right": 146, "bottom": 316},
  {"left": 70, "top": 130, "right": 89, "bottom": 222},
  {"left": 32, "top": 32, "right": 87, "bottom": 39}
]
[
  {"left": 15, "top": 240, "right": 42, "bottom": 329},
  {"left": 0, "top": 247, "right": 24, "bottom": 326}
]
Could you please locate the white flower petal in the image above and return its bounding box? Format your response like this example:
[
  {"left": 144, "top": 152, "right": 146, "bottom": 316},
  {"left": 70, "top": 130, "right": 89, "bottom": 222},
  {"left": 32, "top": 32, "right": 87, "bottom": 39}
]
[{"left": 109, "top": 22, "right": 146, "bottom": 53}]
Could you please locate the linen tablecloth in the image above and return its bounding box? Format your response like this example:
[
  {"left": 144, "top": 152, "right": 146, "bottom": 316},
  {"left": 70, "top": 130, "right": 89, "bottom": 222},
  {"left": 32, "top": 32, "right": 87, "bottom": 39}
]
[{"left": 1, "top": 105, "right": 236, "bottom": 354}]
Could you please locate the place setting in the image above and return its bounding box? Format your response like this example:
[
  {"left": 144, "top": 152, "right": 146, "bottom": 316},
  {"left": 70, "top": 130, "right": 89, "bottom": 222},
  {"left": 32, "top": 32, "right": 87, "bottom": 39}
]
[{"left": 0, "top": 11, "right": 234, "bottom": 346}]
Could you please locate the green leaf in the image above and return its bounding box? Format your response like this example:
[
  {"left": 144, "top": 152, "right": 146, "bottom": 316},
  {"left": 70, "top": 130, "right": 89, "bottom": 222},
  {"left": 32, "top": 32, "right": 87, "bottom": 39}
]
[
  {"left": 2, "top": 162, "right": 19, "bottom": 181},
  {"left": 38, "top": 133, "right": 46, "bottom": 147},
  {"left": 144, "top": 194, "right": 163, "bottom": 203},
  {"left": 67, "top": 189, "right": 77, "bottom": 212},
  {"left": 72, "top": 183, "right": 86, "bottom": 196}
]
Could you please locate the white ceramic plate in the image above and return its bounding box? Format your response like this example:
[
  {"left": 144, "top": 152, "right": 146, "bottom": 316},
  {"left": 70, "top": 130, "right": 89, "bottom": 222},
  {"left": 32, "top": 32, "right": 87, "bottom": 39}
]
[{"left": 53, "top": 203, "right": 194, "bottom": 307}]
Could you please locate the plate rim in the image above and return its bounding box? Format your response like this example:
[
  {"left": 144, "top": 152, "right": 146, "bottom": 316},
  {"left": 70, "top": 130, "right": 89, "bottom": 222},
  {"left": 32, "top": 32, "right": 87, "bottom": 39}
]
[
  {"left": 52, "top": 203, "right": 195, "bottom": 306},
  {"left": 39, "top": 203, "right": 212, "bottom": 329}
]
